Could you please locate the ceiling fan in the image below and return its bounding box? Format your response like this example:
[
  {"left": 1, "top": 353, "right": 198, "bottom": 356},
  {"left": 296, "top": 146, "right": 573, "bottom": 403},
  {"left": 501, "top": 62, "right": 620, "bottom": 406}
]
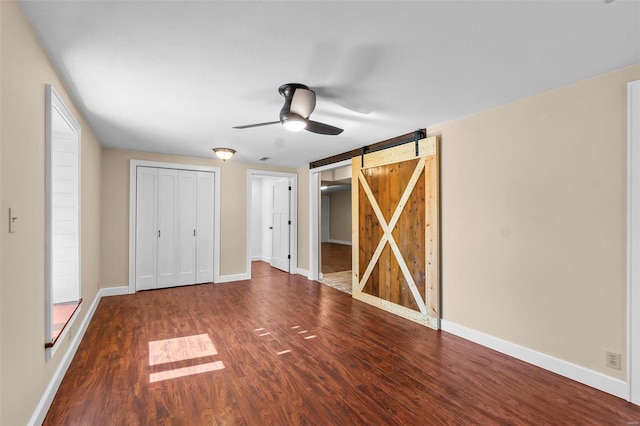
[{"left": 233, "top": 83, "right": 344, "bottom": 135}]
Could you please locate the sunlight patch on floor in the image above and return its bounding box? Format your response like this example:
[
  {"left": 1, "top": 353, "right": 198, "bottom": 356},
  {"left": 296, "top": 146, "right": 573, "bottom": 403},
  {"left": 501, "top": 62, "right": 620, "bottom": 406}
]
[
  {"left": 150, "top": 361, "right": 225, "bottom": 383},
  {"left": 148, "top": 334, "right": 224, "bottom": 383},
  {"left": 149, "top": 334, "right": 217, "bottom": 366}
]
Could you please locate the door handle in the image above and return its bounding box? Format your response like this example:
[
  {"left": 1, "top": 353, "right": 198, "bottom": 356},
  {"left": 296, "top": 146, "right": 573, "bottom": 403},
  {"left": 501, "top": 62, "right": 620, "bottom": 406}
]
[
  {"left": 269, "top": 226, "right": 273, "bottom": 230},
  {"left": 158, "top": 230, "right": 161, "bottom": 238},
  {"left": 193, "top": 229, "right": 196, "bottom": 236}
]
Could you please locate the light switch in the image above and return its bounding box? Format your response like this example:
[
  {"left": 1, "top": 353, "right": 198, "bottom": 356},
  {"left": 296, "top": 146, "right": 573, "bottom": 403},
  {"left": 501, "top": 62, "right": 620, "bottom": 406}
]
[{"left": 9, "top": 208, "right": 17, "bottom": 233}]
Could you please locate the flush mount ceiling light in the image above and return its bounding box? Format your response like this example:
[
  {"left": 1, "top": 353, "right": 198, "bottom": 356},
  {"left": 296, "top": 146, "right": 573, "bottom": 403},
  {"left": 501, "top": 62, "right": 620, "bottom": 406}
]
[
  {"left": 282, "top": 113, "right": 307, "bottom": 132},
  {"left": 212, "top": 148, "right": 236, "bottom": 161}
]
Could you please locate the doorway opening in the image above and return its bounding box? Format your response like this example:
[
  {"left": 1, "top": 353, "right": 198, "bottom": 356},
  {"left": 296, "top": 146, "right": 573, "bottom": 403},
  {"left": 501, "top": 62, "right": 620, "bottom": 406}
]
[
  {"left": 309, "top": 159, "right": 353, "bottom": 293},
  {"left": 247, "top": 170, "right": 298, "bottom": 279},
  {"left": 320, "top": 166, "right": 352, "bottom": 294}
]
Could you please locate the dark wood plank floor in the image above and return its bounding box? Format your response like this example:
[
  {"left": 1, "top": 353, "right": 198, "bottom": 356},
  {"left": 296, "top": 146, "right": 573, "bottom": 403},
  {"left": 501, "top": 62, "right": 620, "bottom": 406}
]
[
  {"left": 45, "top": 271, "right": 640, "bottom": 425},
  {"left": 251, "top": 260, "right": 288, "bottom": 278},
  {"left": 321, "top": 242, "right": 351, "bottom": 273}
]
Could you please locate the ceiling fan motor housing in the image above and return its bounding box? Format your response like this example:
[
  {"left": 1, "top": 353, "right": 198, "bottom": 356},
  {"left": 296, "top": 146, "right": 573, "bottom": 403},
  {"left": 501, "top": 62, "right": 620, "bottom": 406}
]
[{"left": 279, "top": 83, "right": 315, "bottom": 123}]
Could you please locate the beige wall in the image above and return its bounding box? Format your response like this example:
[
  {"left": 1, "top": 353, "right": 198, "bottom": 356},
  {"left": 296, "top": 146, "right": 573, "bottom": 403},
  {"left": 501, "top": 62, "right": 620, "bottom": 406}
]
[
  {"left": 329, "top": 190, "right": 352, "bottom": 243},
  {"left": 295, "top": 65, "right": 639, "bottom": 381},
  {"left": 100, "top": 149, "right": 297, "bottom": 287},
  {"left": 432, "top": 64, "right": 640, "bottom": 380},
  {"left": 0, "top": 1, "right": 103, "bottom": 424}
]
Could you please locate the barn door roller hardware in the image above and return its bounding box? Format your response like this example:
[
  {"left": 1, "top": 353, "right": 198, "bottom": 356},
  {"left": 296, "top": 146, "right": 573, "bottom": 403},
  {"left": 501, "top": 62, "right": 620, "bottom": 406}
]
[{"left": 310, "top": 129, "right": 427, "bottom": 169}]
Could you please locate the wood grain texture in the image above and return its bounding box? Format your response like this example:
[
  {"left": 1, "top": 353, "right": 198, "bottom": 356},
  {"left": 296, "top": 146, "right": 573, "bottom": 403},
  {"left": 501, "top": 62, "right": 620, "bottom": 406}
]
[
  {"left": 320, "top": 243, "right": 351, "bottom": 273},
  {"left": 424, "top": 151, "right": 439, "bottom": 319},
  {"left": 354, "top": 139, "right": 436, "bottom": 321},
  {"left": 251, "top": 260, "right": 288, "bottom": 278},
  {"left": 45, "top": 269, "right": 640, "bottom": 425}
]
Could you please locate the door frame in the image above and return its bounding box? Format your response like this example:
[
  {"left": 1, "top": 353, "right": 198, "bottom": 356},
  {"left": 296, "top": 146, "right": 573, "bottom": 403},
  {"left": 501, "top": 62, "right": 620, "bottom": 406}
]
[
  {"left": 628, "top": 79, "right": 640, "bottom": 403},
  {"left": 128, "top": 160, "right": 221, "bottom": 293},
  {"left": 247, "top": 169, "right": 298, "bottom": 278},
  {"left": 308, "top": 159, "right": 351, "bottom": 281},
  {"left": 321, "top": 195, "right": 330, "bottom": 243}
]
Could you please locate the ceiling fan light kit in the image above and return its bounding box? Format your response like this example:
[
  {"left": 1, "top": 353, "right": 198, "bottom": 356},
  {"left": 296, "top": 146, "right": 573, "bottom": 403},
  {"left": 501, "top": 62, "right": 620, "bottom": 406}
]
[
  {"left": 212, "top": 147, "right": 236, "bottom": 161},
  {"left": 282, "top": 113, "right": 307, "bottom": 132},
  {"left": 233, "top": 83, "right": 344, "bottom": 135}
]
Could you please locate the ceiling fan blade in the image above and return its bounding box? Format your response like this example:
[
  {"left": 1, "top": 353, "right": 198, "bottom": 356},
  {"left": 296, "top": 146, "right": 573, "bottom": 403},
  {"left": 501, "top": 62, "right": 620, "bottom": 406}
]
[
  {"left": 290, "top": 88, "right": 316, "bottom": 118},
  {"left": 232, "top": 121, "right": 280, "bottom": 129},
  {"left": 305, "top": 120, "right": 343, "bottom": 135},
  {"left": 314, "top": 86, "right": 372, "bottom": 114}
]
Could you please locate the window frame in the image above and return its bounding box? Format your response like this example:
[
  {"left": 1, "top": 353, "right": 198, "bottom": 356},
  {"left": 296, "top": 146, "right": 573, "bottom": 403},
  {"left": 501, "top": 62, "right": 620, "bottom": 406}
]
[{"left": 45, "top": 84, "right": 82, "bottom": 359}]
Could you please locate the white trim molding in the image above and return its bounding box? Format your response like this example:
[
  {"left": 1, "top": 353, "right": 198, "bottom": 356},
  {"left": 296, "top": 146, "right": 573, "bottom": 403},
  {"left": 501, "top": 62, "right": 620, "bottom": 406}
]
[
  {"left": 217, "top": 273, "right": 250, "bottom": 283},
  {"left": 251, "top": 255, "right": 271, "bottom": 262},
  {"left": 28, "top": 286, "right": 129, "bottom": 426},
  {"left": 628, "top": 79, "right": 640, "bottom": 404},
  {"left": 308, "top": 159, "right": 352, "bottom": 281},
  {"left": 99, "top": 286, "right": 129, "bottom": 297},
  {"left": 441, "top": 320, "right": 627, "bottom": 399},
  {"left": 45, "top": 85, "right": 82, "bottom": 361},
  {"left": 128, "top": 160, "right": 221, "bottom": 293},
  {"left": 296, "top": 268, "right": 310, "bottom": 279}
]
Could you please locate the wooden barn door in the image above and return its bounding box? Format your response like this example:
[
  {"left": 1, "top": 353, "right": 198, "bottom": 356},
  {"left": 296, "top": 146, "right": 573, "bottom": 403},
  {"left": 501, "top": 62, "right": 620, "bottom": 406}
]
[{"left": 352, "top": 136, "right": 440, "bottom": 329}]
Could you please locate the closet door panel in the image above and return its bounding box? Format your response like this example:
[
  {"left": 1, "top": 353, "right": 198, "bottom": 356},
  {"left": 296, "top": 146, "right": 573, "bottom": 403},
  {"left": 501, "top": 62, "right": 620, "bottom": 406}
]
[
  {"left": 196, "top": 171, "right": 215, "bottom": 283},
  {"left": 135, "top": 167, "right": 158, "bottom": 290},
  {"left": 177, "top": 171, "right": 197, "bottom": 285},
  {"left": 157, "top": 168, "right": 178, "bottom": 288}
]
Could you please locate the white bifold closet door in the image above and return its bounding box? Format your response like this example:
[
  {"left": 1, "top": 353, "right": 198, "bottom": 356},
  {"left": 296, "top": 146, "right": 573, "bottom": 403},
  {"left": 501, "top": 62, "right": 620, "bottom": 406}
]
[
  {"left": 135, "top": 167, "right": 214, "bottom": 291},
  {"left": 196, "top": 172, "right": 215, "bottom": 283},
  {"left": 135, "top": 167, "right": 159, "bottom": 291}
]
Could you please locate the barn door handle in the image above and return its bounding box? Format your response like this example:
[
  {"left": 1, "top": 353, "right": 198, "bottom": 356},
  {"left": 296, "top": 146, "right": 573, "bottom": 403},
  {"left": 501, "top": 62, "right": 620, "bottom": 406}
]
[
  {"left": 158, "top": 230, "right": 161, "bottom": 238},
  {"left": 193, "top": 229, "right": 196, "bottom": 236}
]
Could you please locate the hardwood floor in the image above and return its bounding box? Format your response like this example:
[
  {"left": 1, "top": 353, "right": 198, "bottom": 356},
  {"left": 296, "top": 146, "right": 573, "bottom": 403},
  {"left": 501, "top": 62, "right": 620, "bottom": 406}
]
[
  {"left": 251, "top": 260, "right": 288, "bottom": 278},
  {"left": 321, "top": 243, "right": 352, "bottom": 294},
  {"left": 45, "top": 273, "right": 640, "bottom": 425},
  {"left": 321, "top": 242, "right": 351, "bottom": 273}
]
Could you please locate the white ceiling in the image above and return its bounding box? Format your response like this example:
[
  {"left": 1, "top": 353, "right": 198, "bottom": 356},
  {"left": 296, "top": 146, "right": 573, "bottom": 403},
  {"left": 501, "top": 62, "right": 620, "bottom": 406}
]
[{"left": 18, "top": 1, "right": 640, "bottom": 168}]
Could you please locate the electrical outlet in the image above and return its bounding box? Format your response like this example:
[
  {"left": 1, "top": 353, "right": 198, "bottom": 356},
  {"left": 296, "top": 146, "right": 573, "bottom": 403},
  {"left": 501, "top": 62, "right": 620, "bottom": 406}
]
[{"left": 606, "top": 351, "right": 621, "bottom": 370}]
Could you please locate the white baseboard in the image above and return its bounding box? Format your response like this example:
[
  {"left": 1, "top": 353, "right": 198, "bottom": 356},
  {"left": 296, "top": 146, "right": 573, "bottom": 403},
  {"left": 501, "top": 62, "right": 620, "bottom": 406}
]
[
  {"left": 216, "top": 273, "right": 250, "bottom": 283},
  {"left": 328, "top": 239, "right": 352, "bottom": 246},
  {"left": 251, "top": 255, "right": 271, "bottom": 262},
  {"left": 440, "top": 319, "right": 628, "bottom": 400},
  {"left": 29, "top": 287, "right": 127, "bottom": 425},
  {"left": 100, "top": 286, "right": 129, "bottom": 297},
  {"left": 296, "top": 268, "right": 310, "bottom": 278}
]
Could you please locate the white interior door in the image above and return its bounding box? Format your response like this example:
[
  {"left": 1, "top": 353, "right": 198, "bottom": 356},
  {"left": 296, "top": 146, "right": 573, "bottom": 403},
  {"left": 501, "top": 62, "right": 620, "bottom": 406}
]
[
  {"left": 135, "top": 167, "right": 158, "bottom": 290},
  {"left": 196, "top": 171, "right": 215, "bottom": 283},
  {"left": 271, "top": 180, "right": 290, "bottom": 272},
  {"left": 321, "top": 195, "right": 330, "bottom": 243},
  {"left": 157, "top": 168, "right": 178, "bottom": 288},
  {"left": 177, "top": 171, "right": 197, "bottom": 285}
]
